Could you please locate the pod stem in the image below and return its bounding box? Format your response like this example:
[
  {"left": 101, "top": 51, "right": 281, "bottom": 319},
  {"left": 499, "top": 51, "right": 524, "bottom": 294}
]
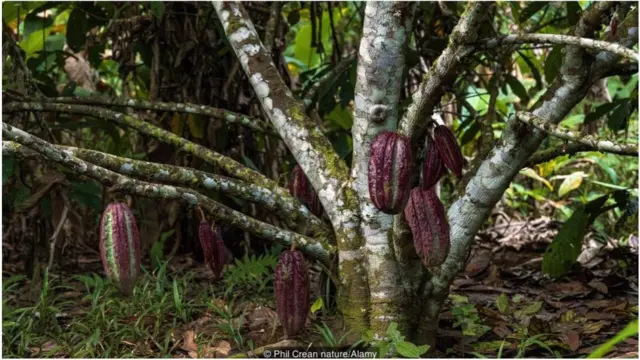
[{"left": 197, "top": 206, "right": 206, "bottom": 222}]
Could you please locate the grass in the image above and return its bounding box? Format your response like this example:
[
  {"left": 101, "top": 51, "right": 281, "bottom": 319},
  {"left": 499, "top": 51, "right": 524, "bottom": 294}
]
[{"left": 2, "top": 260, "right": 264, "bottom": 358}]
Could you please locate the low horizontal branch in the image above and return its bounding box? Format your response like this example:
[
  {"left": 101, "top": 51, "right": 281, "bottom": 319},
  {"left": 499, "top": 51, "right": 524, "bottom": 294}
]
[
  {"left": 45, "top": 97, "right": 279, "bottom": 136},
  {"left": 4, "top": 141, "right": 328, "bottom": 236},
  {"left": 3, "top": 102, "right": 285, "bottom": 194},
  {"left": 479, "top": 33, "right": 639, "bottom": 61},
  {"left": 516, "top": 111, "right": 638, "bottom": 156},
  {"left": 2, "top": 124, "right": 334, "bottom": 265}
]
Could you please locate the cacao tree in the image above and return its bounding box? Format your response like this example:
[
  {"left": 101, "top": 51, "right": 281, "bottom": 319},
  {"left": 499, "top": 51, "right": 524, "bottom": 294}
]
[{"left": 2, "top": 1, "right": 638, "bottom": 348}]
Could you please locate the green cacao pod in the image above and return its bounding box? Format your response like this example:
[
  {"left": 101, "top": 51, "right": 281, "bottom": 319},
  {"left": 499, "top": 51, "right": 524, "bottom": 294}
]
[
  {"left": 421, "top": 136, "right": 446, "bottom": 190},
  {"left": 198, "top": 221, "right": 226, "bottom": 279},
  {"left": 404, "top": 188, "right": 450, "bottom": 267},
  {"left": 433, "top": 125, "right": 464, "bottom": 177},
  {"left": 289, "top": 164, "right": 323, "bottom": 217},
  {"left": 275, "top": 249, "right": 309, "bottom": 338},
  {"left": 368, "top": 131, "right": 413, "bottom": 214},
  {"left": 99, "top": 202, "right": 141, "bottom": 295}
]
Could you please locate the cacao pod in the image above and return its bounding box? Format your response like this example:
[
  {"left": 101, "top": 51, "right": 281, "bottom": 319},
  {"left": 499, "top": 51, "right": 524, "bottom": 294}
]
[
  {"left": 99, "top": 202, "right": 141, "bottom": 295},
  {"left": 198, "top": 221, "right": 226, "bottom": 279},
  {"left": 275, "top": 249, "right": 309, "bottom": 338},
  {"left": 421, "top": 136, "right": 446, "bottom": 190},
  {"left": 404, "top": 188, "right": 450, "bottom": 267},
  {"left": 433, "top": 125, "right": 464, "bottom": 177},
  {"left": 368, "top": 131, "right": 413, "bottom": 214},
  {"left": 289, "top": 164, "right": 323, "bottom": 217}
]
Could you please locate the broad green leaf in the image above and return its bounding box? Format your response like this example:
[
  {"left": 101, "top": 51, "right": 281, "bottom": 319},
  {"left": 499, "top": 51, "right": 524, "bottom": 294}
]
[
  {"left": 496, "top": 293, "right": 509, "bottom": 314},
  {"left": 542, "top": 207, "right": 589, "bottom": 278},
  {"left": 3, "top": 156, "right": 15, "bottom": 185},
  {"left": 395, "top": 341, "right": 428, "bottom": 358},
  {"left": 504, "top": 74, "right": 529, "bottom": 104},
  {"left": 521, "top": 301, "right": 543, "bottom": 316},
  {"left": 566, "top": 2, "right": 582, "bottom": 26},
  {"left": 588, "top": 320, "right": 638, "bottom": 358},
  {"left": 519, "top": 2, "right": 549, "bottom": 23},
  {"left": 66, "top": 7, "right": 89, "bottom": 52},
  {"left": 517, "top": 50, "right": 543, "bottom": 90},
  {"left": 544, "top": 46, "right": 564, "bottom": 84},
  {"left": 607, "top": 99, "right": 632, "bottom": 132},
  {"left": 584, "top": 102, "right": 618, "bottom": 124},
  {"left": 19, "top": 25, "right": 52, "bottom": 59},
  {"left": 325, "top": 104, "right": 353, "bottom": 130},
  {"left": 311, "top": 297, "right": 324, "bottom": 313},
  {"left": 520, "top": 167, "right": 553, "bottom": 190},
  {"left": 170, "top": 113, "right": 185, "bottom": 136},
  {"left": 2, "top": 2, "right": 45, "bottom": 23},
  {"left": 187, "top": 113, "right": 205, "bottom": 139},
  {"left": 558, "top": 171, "right": 586, "bottom": 197},
  {"left": 150, "top": 2, "right": 165, "bottom": 18}
]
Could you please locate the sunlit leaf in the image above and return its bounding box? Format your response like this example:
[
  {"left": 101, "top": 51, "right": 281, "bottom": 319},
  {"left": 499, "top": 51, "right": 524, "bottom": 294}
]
[
  {"left": 558, "top": 171, "right": 586, "bottom": 197},
  {"left": 311, "top": 297, "right": 324, "bottom": 314},
  {"left": 504, "top": 74, "right": 529, "bottom": 104},
  {"left": 496, "top": 293, "right": 509, "bottom": 314},
  {"left": 187, "top": 114, "right": 205, "bottom": 139},
  {"left": 395, "top": 341, "right": 429, "bottom": 358},
  {"left": 519, "top": 2, "right": 549, "bottom": 23},
  {"left": 520, "top": 168, "right": 553, "bottom": 190}
]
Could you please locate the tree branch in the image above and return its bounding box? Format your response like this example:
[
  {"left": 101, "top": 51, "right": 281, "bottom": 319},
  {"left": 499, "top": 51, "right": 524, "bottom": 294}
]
[
  {"left": 479, "top": 33, "right": 639, "bottom": 61},
  {"left": 398, "top": 2, "right": 490, "bottom": 142},
  {"left": 303, "top": 54, "right": 356, "bottom": 111},
  {"left": 213, "top": 2, "right": 354, "bottom": 222},
  {"left": 525, "top": 143, "right": 638, "bottom": 166},
  {"left": 263, "top": 2, "right": 282, "bottom": 55},
  {"left": 3, "top": 125, "right": 333, "bottom": 265},
  {"left": 2, "top": 102, "right": 284, "bottom": 193},
  {"left": 43, "top": 97, "right": 279, "bottom": 136},
  {"left": 516, "top": 111, "right": 638, "bottom": 156},
  {"left": 4, "top": 141, "right": 329, "bottom": 235}
]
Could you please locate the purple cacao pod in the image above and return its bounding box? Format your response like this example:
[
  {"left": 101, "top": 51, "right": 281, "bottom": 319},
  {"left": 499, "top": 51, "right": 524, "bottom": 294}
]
[
  {"left": 421, "top": 136, "right": 446, "bottom": 190},
  {"left": 433, "top": 125, "right": 464, "bottom": 178},
  {"left": 275, "top": 250, "right": 309, "bottom": 338},
  {"left": 289, "top": 164, "right": 323, "bottom": 217},
  {"left": 198, "top": 221, "right": 226, "bottom": 279},
  {"left": 368, "top": 131, "right": 413, "bottom": 214},
  {"left": 404, "top": 188, "right": 450, "bottom": 267},
  {"left": 99, "top": 202, "right": 141, "bottom": 295}
]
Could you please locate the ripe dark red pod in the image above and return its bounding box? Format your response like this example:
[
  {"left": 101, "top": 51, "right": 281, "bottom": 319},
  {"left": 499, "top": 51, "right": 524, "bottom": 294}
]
[
  {"left": 404, "top": 188, "right": 450, "bottom": 268},
  {"left": 433, "top": 125, "right": 464, "bottom": 177},
  {"left": 275, "top": 249, "right": 309, "bottom": 338},
  {"left": 198, "top": 221, "right": 226, "bottom": 279},
  {"left": 421, "top": 136, "right": 446, "bottom": 190},
  {"left": 368, "top": 131, "right": 413, "bottom": 214},
  {"left": 289, "top": 164, "right": 323, "bottom": 217},
  {"left": 99, "top": 202, "right": 141, "bottom": 295}
]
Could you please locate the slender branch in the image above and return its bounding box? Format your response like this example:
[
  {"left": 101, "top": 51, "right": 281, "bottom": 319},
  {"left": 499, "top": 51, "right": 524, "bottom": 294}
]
[
  {"left": 4, "top": 141, "right": 328, "bottom": 234},
  {"left": 601, "top": 62, "right": 638, "bottom": 78},
  {"left": 2, "top": 102, "right": 284, "bottom": 193},
  {"left": 263, "top": 2, "right": 282, "bottom": 55},
  {"left": 398, "top": 2, "right": 490, "bottom": 142},
  {"left": 2, "top": 125, "right": 333, "bottom": 265},
  {"left": 42, "top": 97, "right": 279, "bottom": 136},
  {"left": 478, "top": 33, "right": 639, "bottom": 62},
  {"left": 527, "top": 143, "right": 609, "bottom": 166},
  {"left": 516, "top": 111, "right": 638, "bottom": 156}
]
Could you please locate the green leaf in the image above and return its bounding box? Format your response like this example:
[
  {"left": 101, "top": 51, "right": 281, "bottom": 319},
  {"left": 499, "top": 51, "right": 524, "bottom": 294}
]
[
  {"left": 589, "top": 320, "right": 638, "bottom": 358},
  {"left": 150, "top": 2, "right": 165, "bottom": 18},
  {"left": 496, "top": 293, "right": 509, "bottom": 314},
  {"left": 519, "top": 2, "right": 549, "bottom": 23},
  {"left": 311, "top": 297, "right": 324, "bottom": 314},
  {"left": 558, "top": 171, "right": 586, "bottom": 197},
  {"left": 66, "top": 7, "right": 89, "bottom": 52},
  {"left": 19, "top": 25, "right": 52, "bottom": 59},
  {"left": 566, "top": 2, "right": 582, "bottom": 26},
  {"left": 395, "top": 341, "right": 429, "bottom": 358},
  {"left": 504, "top": 74, "right": 529, "bottom": 104},
  {"left": 520, "top": 168, "right": 553, "bottom": 190},
  {"left": 69, "top": 181, "right": 102, "bottom": 211},
  {"left": 187, "top": 114, "right": 205, "bottom": 139},
  {"left": 325, "top": 104, "right": 353, "bottom": 130},
  {"left": 542, "top": 207, "right": 589, "bottom": 278},
  {"left": 544, "top": 46, "right": 564, "bottom": 84},
  {"left": 2, "top": 2, "right": 45, "bottom": 23},
  {"left": 3, "top": 156, "right": 15, "bottom": 185},
  {"left": 584, "top": 102, "right": 619, "bottom": 124},
  {"left": 517, "top": 51, "right": 543, "bottom": 90},
  {"left": 607, "top": 100, "right": 632, "bottom": 132},
  {"left": 521, "top": 301, "right": 543, "bottom": 316}
]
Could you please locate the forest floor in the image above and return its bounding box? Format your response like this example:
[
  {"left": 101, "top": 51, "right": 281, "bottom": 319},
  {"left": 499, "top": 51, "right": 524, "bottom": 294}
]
[{"left": 2, "top": 215, "right": 638, "bottom": 358}]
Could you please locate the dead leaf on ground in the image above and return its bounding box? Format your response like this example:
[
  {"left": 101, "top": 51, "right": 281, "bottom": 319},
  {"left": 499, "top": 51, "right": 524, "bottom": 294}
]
[
  {"left": 561, "top": 330, "right": 581, "bottom": 352},
  {"left": 546, "top": 281, "right": 589, "bottom": 297},
  {"left": 588, "top": 280, "right": 609, "bottom": 294}
]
